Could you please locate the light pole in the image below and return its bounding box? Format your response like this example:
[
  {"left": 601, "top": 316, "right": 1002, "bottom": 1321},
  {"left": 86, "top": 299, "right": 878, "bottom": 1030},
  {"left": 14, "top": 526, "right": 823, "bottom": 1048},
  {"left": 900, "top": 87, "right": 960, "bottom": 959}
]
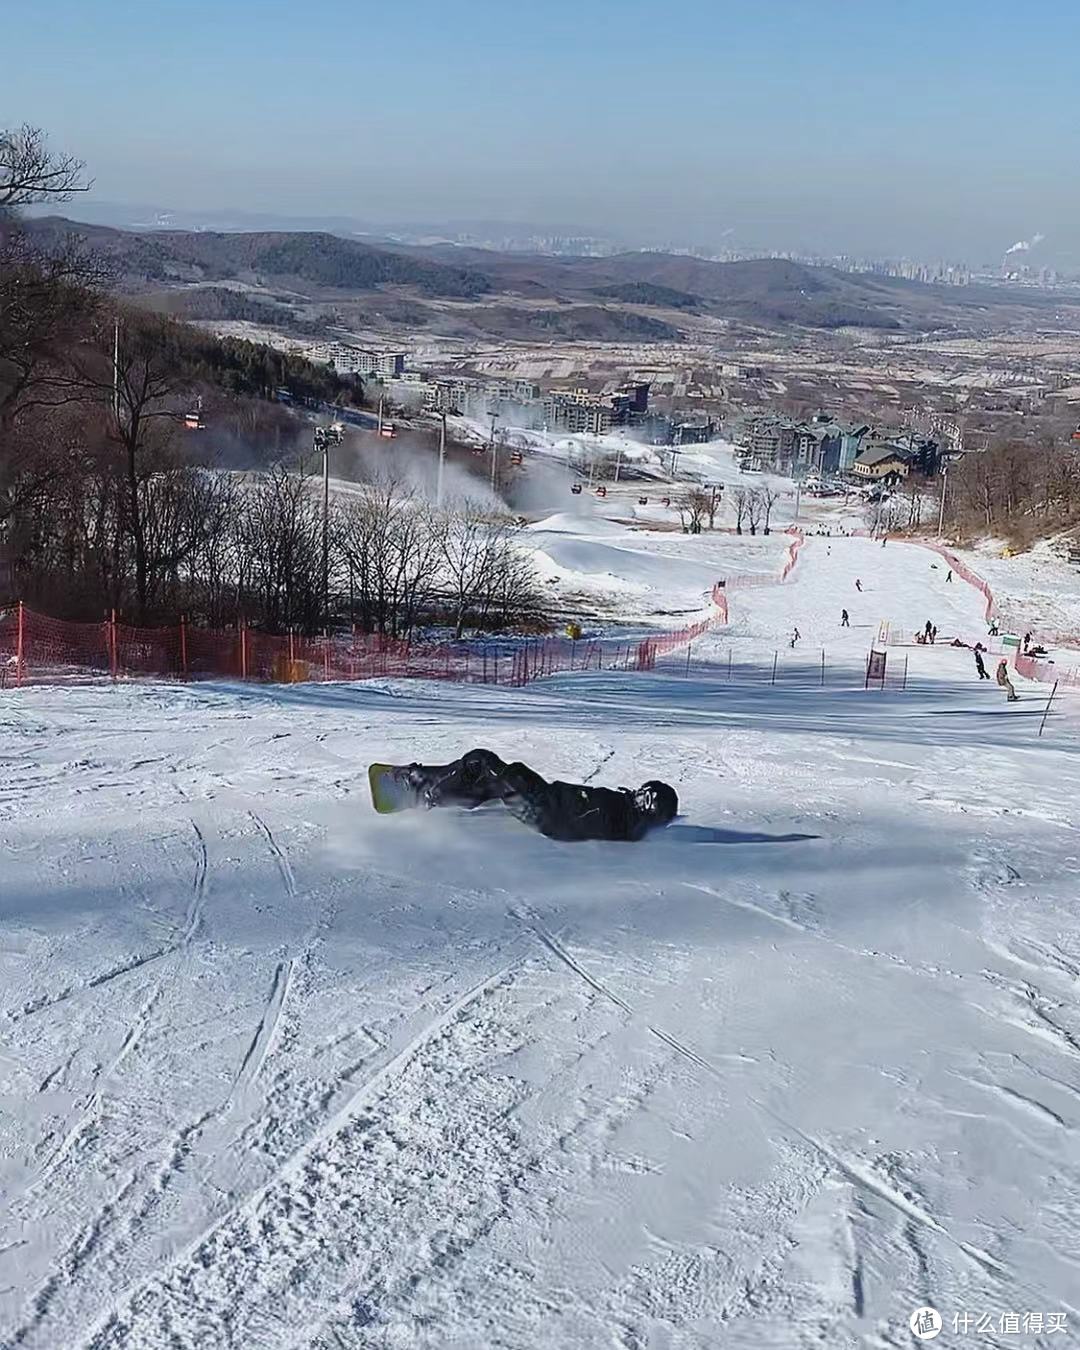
[
  {"left": 489, "top": 411, "right": 500, "bottom": 493},
  {"left": 112, "top": 318, "right": 121, "bottom": 425},
  {"left": 937, "top": 461, "right": 949, "bottom": 536},
  {"left": 316, "top": 426, "right": 330, "bottom": 628},
  {"left": 437, "top": 411, "right": 447, "bottom": 508}
]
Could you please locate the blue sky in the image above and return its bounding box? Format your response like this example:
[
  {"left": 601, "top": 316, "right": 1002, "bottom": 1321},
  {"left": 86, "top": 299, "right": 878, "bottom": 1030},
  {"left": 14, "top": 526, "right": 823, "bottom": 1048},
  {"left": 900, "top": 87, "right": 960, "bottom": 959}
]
[{"left": 6, "top": 0, "right": 1078, "bottom": 259}]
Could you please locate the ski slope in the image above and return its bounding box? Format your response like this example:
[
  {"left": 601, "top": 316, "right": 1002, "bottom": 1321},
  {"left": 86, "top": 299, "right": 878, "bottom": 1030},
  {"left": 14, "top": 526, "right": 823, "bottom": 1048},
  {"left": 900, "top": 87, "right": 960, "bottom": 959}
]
[
  {"left": 2, "top": 536, "right": 1080, "bottom": 1349},
  {"left": 521, "top": 511, "right": 788, "bottom": 621}
]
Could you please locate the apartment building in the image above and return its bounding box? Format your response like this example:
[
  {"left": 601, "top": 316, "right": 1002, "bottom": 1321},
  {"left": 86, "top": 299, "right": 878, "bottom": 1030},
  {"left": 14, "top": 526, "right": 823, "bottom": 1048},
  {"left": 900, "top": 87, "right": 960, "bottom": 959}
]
[{"left": 311, "top": 343, "right": 406, "bottom": 378}]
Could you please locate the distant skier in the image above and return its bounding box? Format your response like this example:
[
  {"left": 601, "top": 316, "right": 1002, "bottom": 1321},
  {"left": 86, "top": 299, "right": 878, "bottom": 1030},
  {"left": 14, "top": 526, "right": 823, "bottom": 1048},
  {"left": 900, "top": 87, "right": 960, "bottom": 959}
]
[
  {"left": 841, "top": 609, "right": 850, "bottom": 627},
  {"left": 393, "top": 748, "right": 678, "bottom": 842},
  {"left": 854, "top": 578, "right": 863, "bottom": 592},
  {"left": 881, "top": 536, "right": 887, "bottom": 548},
  {"left": 1023, "top": 631, "right": 1032, "bottom": 654},
  {"left": 946, "top": 569, "right": 953, "bottom": 582},
  {"left": 974, "top": 648, "right": 989, "bottom": 680},
  {"left": 924, "top": 619, "right": 933, "bottom": 641},
  {"left": 790, "top": 627, "right": 801, "bottom": 648},
  {"left": 930, "top": 625, "right": 938, "bottom": 644},
  {"left": 988, "top": 619, "right": 999, "bottom": 636},
  {"left": 996, "top": 660, "right": 1019, "bottom": 702}
]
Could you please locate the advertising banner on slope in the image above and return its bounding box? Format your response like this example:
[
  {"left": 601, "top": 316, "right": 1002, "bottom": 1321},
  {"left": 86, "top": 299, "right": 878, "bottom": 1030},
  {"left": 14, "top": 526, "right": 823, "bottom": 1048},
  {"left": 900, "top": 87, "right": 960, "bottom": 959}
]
[{"left": 865, "top": 649, "right": 887, "bottom": 689}]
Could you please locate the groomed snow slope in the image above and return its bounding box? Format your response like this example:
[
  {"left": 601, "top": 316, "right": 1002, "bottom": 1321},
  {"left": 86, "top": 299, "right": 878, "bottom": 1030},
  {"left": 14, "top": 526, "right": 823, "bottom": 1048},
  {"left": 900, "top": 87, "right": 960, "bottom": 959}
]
[
  {"left": 522, "top": 512, "right": 787, "bottom": 618},
  {"left": 2, "top": 537, "right": 1079, "bottom": 1350}
]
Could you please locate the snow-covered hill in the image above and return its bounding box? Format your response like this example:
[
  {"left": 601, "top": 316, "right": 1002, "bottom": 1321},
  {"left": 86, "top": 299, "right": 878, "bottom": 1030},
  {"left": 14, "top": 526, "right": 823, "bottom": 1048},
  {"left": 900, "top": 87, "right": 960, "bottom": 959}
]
[{"left": 2, "top": 535, "right": 1078, "bottom": 1349}]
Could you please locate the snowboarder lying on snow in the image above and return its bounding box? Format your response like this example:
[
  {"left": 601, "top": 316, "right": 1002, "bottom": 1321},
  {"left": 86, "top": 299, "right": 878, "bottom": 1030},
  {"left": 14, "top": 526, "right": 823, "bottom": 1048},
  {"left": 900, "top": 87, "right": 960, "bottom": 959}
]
[{"left": 401, "top": 748, "right": 678, "bottom": 842}]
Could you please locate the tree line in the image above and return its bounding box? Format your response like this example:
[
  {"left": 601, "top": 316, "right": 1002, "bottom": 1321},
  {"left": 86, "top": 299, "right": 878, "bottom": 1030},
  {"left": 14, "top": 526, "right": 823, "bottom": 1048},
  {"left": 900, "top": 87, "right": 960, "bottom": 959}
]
[
  {"left": 944, "top": 441, "right": 1080, "bottom": 545},
  {"left": 860, "top": 443, "right": 1080, "bottom": 545},
  {"left": 674, "top": 484, "right": 781, "bottom": 534},
  {"left": 175, "top": 461, "right": 541, "bottom": 638}
]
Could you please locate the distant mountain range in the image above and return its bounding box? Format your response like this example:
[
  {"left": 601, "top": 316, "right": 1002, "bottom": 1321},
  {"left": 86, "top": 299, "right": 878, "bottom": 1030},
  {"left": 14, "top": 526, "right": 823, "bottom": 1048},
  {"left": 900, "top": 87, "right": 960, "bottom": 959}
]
[
  {"left": 27, "top": 218, "right": 491, "bottom": 299},
  {"left": 28, "top": 216, "right": 1074, "bottom": 343},
  {"left": 26, "top": 202, "right": 636, "bottom": 255}
]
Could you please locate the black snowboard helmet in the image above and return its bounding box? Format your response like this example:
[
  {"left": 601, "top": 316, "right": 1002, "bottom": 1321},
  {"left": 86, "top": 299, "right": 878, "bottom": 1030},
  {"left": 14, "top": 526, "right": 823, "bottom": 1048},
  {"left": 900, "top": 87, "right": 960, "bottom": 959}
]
[{"left": 634, "top": 780, "right": 678, "bottom": 824}]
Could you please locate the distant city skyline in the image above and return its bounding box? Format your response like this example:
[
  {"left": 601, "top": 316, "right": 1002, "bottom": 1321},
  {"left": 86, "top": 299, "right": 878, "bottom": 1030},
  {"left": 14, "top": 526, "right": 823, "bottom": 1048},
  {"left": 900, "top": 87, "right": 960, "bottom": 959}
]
[{"left": 7, "top": 0, "right": 1080, "bottom": 266}]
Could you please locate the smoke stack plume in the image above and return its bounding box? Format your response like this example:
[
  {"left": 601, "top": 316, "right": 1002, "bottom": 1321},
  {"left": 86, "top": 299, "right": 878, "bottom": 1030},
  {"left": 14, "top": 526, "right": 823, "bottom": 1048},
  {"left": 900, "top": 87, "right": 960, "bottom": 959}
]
[{"left": 1005, "top": 232, "right": 1045, "bottom": 255}]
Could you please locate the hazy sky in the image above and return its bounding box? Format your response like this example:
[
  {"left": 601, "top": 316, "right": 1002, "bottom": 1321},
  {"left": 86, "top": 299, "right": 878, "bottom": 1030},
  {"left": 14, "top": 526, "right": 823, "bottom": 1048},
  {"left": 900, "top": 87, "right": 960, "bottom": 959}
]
[{"left": 6, "top": 0, "right": 1078, "bottom": 261}]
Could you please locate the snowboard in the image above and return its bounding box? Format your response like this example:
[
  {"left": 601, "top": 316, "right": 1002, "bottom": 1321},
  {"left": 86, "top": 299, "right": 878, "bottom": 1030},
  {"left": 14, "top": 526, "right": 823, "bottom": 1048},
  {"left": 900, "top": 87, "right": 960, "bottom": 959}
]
[{"left": 368, "top": 762, "right": 422, "bottom": 815}]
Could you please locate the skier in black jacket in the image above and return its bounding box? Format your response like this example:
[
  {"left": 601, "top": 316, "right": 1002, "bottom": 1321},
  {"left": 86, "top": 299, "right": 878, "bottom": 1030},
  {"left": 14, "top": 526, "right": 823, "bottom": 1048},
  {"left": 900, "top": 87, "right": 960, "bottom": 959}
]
[{"left": 401, "top": 748, "right": 678, "bottom": 842}]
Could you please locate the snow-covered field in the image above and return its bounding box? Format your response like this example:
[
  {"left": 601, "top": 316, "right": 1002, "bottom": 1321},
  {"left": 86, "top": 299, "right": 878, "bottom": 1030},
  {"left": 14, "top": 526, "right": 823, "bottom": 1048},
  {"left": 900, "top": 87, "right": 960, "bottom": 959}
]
[
  {"left": 521, "top": 512, "right": 787, "bottom": 622},
  {"left": 3, "top": 536, "right": 1080, "bottom": 1349},
  {"left": 955, "top": 539, "right": 1080, "bottom": 648}
]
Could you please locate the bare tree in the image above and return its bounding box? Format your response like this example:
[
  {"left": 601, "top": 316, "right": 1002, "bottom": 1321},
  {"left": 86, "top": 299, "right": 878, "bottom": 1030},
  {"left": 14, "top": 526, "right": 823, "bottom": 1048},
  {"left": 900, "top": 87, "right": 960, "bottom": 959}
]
[
  {"left": 338, "top": 478, "right": 444, "bottom": 637},
  {"left": 1, "top": 127, "right": 102, "bottom": 588},
  {"left": 185, "top": 472, "right": 243, "bottom": 626},
  {"left": 238, "top": 459, "right": 323, "bottom": 632},
  {"left": 0, "top": 233, "right": 104, "bottom": 429},
  {"left": 757, "top": 484, "right": 780, "bottom": 534},
  {"left": 866, "top": 497, "right": 906, "bottom": 535},
  {"left": 486, "top": 533, "right": 540, "bottom": 629},
  {"left": 1, "top": 124, "right": 89, "bottom": 209},
  {"left": 732, "top": 485, "right": 751, "bottom": 535},
  {"left": 746, "top": 488, "right": 764, "bottom": 535},
  {"left": 705, "top": 487, "right": 722, "bottom": 530},
  {"left": 73, "top": 317, "right": 189, "bottom": 620},
  {"left": 676, "top": 488, "right": 710, "bottom": 534},
  {"left": 901, "top": 476, "right": 925, "bottom": 530},
  {"left": 442, "top": 502, "right": 501, "bottom": 639}
]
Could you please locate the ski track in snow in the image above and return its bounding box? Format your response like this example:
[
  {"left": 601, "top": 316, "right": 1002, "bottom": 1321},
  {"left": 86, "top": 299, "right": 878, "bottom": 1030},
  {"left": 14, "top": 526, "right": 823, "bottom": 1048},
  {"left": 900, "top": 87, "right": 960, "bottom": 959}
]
[
  {"left": 77, "top": 964, "right": 525, "bottom": 1350},
  {"left": 234, "top": 959, "right": 295, "bottom": 1089},
  {"left": 511, "top": 901, "right": 736, "bottom": 1079},
  {"left": 183, "top": 820, "right": 208, "bottom": 944},
  {"left": 3, "top": 518, "right": 1080, "bottom": 1347},
  {"left": 36, "top": 982, "right": 166, "bottom": 1191},
  {"left": 249, "top": 809, "right": 298, "bottom": 900}
]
